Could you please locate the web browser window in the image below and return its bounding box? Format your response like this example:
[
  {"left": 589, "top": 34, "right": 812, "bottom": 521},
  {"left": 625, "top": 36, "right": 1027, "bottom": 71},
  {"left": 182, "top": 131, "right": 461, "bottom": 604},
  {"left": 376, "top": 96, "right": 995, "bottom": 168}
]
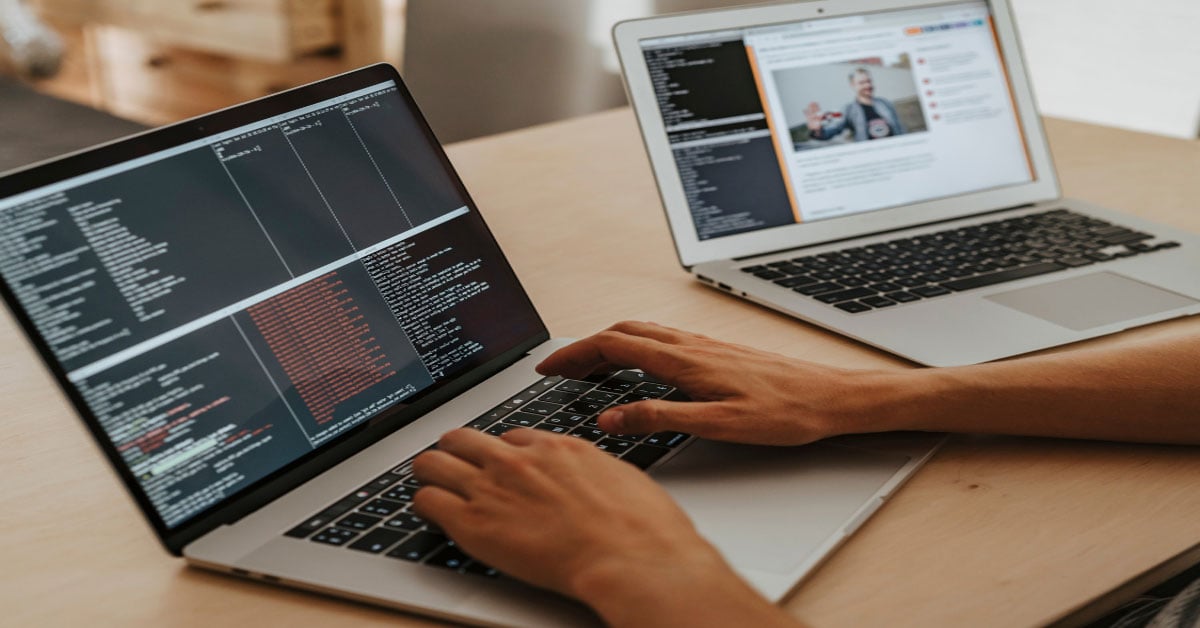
[{"left": 641, "top": 1, "right": 1034, "bottom": 241}]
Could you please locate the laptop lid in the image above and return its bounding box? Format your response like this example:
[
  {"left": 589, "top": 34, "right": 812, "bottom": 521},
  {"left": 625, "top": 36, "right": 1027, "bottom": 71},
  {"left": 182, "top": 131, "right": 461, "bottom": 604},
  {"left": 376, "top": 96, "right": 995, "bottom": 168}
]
[
  {"left": 615, "top": 0, "right": 1061, "bottom": 268},
  {"left": 0, "top": 65, "right": 548, "bottom": 554}
]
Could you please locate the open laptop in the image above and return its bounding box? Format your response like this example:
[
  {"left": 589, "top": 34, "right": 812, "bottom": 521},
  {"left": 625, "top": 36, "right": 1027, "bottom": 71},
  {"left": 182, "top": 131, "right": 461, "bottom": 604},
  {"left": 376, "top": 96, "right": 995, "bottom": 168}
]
[
  {"left": 615, "top": 0, "right": 1200, "bottom": 367},
  {"left": 0, "top": 65, "right": 940, "bottom": 625}
]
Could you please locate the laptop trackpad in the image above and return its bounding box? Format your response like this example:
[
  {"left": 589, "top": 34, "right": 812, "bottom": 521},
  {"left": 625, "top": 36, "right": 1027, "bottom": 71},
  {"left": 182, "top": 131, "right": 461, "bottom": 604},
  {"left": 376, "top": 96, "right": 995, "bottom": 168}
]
[
  {"left": 986, "top": 272, "right": 1197, "bottom": 331},
  {"left": 653, "top": 440, "right": 909, "bottom": 575}
]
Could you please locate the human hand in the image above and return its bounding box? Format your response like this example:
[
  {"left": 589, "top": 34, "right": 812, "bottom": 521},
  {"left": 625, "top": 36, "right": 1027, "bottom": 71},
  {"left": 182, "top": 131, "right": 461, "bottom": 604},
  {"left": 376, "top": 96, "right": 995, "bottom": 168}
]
[
  {"left": 804, "top": 101, "right": 825, "bottom": 131},
  {"left": 411, "top": 428, "right": 767, "bottom": 624},
  {"left": 536, "top": 321, "right": 898, "bottom": 445}
]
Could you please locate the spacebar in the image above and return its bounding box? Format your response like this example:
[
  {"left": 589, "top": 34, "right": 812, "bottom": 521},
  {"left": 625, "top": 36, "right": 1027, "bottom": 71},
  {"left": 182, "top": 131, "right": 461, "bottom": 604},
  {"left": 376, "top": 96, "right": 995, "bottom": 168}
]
[{"left": 942, "top": 262, "right": 1067, "bottom": 291}]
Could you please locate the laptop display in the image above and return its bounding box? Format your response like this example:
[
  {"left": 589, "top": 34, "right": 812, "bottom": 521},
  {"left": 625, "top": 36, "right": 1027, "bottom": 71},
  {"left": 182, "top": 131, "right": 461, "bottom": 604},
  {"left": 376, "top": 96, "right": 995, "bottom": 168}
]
[
  {"left": 0, "top": 78, "right": 544, "bottom": 532},
  {"left": 639, "top": 0, "right": 1034, "bottom": 241}
]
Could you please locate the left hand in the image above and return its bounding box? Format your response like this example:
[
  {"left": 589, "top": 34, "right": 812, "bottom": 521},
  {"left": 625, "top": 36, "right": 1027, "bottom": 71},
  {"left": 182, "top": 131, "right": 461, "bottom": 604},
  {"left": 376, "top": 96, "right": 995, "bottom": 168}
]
[
  {"left": 411, "top": 428, "right": 728, "bottom": 602},
  {"left": 411, "top": 428, "right": 800, "bottom": 627}
]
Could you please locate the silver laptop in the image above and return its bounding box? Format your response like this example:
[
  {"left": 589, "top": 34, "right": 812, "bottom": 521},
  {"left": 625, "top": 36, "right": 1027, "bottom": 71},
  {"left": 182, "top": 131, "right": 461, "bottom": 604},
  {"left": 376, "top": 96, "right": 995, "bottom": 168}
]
[
  {"left": 0, "top": 65, "right": 940, "bottom": 625},
  {"left": 615, "top": 0, "right": 1200, "bottom": 367}
]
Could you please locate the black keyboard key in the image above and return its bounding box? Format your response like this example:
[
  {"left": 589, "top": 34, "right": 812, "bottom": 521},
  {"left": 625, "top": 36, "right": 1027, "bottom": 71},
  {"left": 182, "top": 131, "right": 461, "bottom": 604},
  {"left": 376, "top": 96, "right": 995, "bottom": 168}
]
[
  {"left": 521, "top": 400, "right": 562, "bottom": 416},
  {"left": 754, "top": 270, "right": 786, "bottom": 280},
  {"left": 285, "top": 515, "right": 337, "bottom": 539},
  {"left": 910, "top": 285, "right": 952, "bottom": 298},
  {"left": 1089, "top": 225, "right": 1129, "bottom": 237},
  {"left": 426, "top": 542, "right": 473, "bottom": 570},
  {"left": 485, "top": 423, "right": 521, "bottom": 436},
  {"left": 569, "top": 427, "right": 607, "bottom": 442},
  {"left": 741, "top": 265, "right": 767, "bottom": 273},
  {"left": 795, "top": 282, "right": 842, "bottom": 296},
  {"left": 387, "top": 531, "right": 448, "bottom": 562},
  {"left": 311, "top": 527, "right": 358, "bottom": 546},
  {"left": 615, "top": 392, "right": 657, "bottom": 405},
  {"left": 634, "top": 382, "right": 672, "bottom": 397},
  {"left": 869, "top": 282, "right": 902, "bottom": 292},
  {"left": 348, "top": 528, "right": 407, "bottom": 554},
  {"left": 941, "top": 261, "right": 1066, "bottom": 291},
  {"left": 1155, "top": 241, "right": 1180, "bottom": 250},
  {"left": 360, "top": 498, "right": 405, "bottom": 516},
  {"left": 612, "top": 370, "right": 665, "bottom": 384},
  {"left": 364, "top": 473, "right": 404, "bottom": 492},
  {"left": 384, "top": 513, "right": 426, "bottom": 532},
  {"left": 337, "top": 512, "right": 383, "bottom": 531},
  {"left": 596, "top": 438, "right": 636, "bottom": 456},
  {"left": 643, "top": 431, "right": 689, "bottom": 448},
  {"left": 1099, "top": 231, "right": 1152, "bottom": 246},
  {"left": 835, "top": 301, "right": 872, "bottom": 313},
  {"left": 1056, "top": 256, "right": 1093, "bottom": 268},
  {"left": 502, "top": 412, "right": 542, "bottom": 427},
  {"left": 564, "top": 400, "right": 606, "bottom": 415},
  {"left": 534, "top": 423, "right": 570, "bottom": 434},
  {"left": 595, "top": 380, "right": 636, "bottom": 394},
  {"left": 537, "top": 390, "right": 579, "bottom": 405},
  {"left": 861, "top": 296, "right": 898, "bottom": 308},
  {"left": 382, "top": 485, "right": 417, "bottom": 503},
  {"left": 621, "top": 444, "right": 671, "bottom": 470},
  {"left": 580, "top": 390, "right": 620, "bottom": 404},
  {"left": 546, "top": 411, "right": 588, "bottom": 427},
  {"left": 554, "top": 380, "right": 593, "bottom": 394},
  {"left": 815, "top": 286, "right": 876, "bottom": 303},
  {"left": 465, "top": 416, "right": 498, "bottom": 430},
  {"left": 774, "top": 275, "right": 818, "bottom": 288}
]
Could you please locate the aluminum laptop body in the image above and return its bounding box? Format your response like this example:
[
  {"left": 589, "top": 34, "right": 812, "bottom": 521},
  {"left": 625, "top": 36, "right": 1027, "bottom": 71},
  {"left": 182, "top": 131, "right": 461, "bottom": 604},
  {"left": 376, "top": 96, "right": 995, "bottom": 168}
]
[
  {"left": 615, "top": 0, "right": 1200, "bottom": 367},
  {"left": 0, "top": 65, "right": 940, "bottom": 626}
]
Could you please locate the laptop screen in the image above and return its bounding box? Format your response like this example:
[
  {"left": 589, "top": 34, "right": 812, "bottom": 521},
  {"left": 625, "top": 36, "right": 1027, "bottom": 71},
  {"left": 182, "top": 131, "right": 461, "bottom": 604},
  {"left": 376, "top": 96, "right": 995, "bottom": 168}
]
[
  {"left": 639, "top": 0, "right": 1034, "bottom": 242},
  {"left": 0, "top": 78, "right": 544, "bottom": 530}
]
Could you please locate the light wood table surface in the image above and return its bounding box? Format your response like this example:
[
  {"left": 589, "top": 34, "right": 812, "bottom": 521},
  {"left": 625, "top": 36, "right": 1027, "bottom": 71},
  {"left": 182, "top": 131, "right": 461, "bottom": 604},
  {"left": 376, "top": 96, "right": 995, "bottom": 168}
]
[{"left": 2, "top": 108, "right": 1198, "bottom": 627}]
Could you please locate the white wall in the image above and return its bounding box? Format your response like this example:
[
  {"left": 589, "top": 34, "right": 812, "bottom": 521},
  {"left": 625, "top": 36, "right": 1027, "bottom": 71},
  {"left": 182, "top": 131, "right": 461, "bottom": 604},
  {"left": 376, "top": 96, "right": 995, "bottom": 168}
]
[{"left": 1008, "top": 0, "right": 1200, "bottom": 138}]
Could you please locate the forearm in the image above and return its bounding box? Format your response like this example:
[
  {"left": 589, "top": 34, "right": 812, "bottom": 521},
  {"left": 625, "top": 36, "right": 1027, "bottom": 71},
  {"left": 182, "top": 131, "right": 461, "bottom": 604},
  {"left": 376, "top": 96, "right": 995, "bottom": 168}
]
[
  {"left": 573, "top": 550, "right": 803, "bottom": 628},
  {"left": 866, "top": 334, "right": 1200, "bottom": 444}
]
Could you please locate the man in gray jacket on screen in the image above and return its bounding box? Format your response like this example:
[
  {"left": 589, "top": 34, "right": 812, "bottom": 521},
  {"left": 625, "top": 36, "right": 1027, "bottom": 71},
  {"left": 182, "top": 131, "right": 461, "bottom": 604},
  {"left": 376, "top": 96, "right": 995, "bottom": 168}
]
[{"left": 805, "top": 67, "right": 906, "bottom": 141}]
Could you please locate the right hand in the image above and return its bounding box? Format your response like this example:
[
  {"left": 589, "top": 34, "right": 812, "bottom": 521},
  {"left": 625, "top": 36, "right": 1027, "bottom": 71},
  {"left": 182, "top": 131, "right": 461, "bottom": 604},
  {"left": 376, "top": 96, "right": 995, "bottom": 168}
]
[
  {"left": 536, "top": 321, "right": 900, "bottom": 445},
  {"left": 804, "top": 101, "right": 825, "bottom": 131}
]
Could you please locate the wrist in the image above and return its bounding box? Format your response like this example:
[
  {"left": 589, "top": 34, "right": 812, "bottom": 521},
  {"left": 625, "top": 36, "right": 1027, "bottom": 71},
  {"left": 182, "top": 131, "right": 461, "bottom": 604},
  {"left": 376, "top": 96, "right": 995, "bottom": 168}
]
[
  {"left": 834, "top": 367, "right": 958, "bottom": 435},
  {"left": 567, "top": 542, "right": 764, "bottom": 626}
]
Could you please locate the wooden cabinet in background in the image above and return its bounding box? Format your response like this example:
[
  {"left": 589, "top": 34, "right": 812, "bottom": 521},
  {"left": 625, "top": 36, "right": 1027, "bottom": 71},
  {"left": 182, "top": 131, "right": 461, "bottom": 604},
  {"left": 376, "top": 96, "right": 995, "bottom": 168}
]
[{"left": 26, "top": 0, "right": 405, "bottom": 126}]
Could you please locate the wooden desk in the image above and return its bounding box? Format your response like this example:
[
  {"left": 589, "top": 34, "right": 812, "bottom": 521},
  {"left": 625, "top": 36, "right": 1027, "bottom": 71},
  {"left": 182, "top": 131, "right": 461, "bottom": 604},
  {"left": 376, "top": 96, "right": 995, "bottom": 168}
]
[{"left": 2, "top": 109, "right": 1198, "bottom": 627}]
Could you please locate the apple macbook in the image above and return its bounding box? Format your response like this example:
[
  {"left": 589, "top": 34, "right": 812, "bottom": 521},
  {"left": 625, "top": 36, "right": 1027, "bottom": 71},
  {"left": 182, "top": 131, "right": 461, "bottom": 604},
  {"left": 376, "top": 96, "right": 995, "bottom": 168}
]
[
  {"left": 0, "top": 64, "right": 940, "bottom": 625},
  {"left": 614, "top": 0, "right": 1200, "bottom": 366}
]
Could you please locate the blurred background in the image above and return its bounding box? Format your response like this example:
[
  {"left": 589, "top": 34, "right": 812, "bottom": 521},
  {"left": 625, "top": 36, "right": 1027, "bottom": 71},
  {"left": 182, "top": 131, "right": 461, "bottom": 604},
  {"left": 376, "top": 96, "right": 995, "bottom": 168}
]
[{"left": 0, "top": 0, "right": 1197, "bottom": 147}]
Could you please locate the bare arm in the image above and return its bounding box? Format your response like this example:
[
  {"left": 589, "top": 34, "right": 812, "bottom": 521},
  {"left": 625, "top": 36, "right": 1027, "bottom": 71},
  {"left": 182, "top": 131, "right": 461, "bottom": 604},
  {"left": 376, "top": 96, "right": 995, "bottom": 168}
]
[
  {"left": 536, "top": 321, "right": 1200, "bottom": 445},
  {"left": 894, "top": 334, "right": 1200, "bottom": 443}
]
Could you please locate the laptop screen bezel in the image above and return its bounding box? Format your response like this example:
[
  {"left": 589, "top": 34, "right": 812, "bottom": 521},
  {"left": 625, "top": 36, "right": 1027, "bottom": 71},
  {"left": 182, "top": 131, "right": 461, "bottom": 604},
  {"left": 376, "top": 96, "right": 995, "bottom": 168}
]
[
  {"left": 614, "top": 0, "right": 1061, "bottom": 268},
  {"left": 0, "top": 64, "right": 550, "bottom": 555}
]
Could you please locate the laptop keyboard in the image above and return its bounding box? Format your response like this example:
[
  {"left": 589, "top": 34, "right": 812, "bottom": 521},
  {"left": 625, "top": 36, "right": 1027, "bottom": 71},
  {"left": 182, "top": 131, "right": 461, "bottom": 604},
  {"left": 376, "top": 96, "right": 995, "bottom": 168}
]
[
  {"left": 283, "top": 370, "right": 691, "bottom": 578},
  {"left": 740, "top": 209, "right": 1180, "bottom": 314}
]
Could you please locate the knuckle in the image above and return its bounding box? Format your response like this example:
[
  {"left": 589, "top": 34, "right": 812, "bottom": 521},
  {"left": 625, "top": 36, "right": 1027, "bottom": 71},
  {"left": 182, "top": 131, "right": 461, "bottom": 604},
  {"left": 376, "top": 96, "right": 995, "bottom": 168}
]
[
  {"left": 490, "top": 448, "right": 534, "bottom": 473},
  {"left": 607, "top": 320, "right": 637, "bottom": 333},
  {"left": 594, "top": 329, "right": 627, "bottom": 346}
]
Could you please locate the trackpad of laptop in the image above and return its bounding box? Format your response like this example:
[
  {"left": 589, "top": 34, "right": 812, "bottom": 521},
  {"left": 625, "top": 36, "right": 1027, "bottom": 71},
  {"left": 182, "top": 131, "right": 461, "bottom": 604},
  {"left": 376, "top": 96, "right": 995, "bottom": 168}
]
[
  {"left": 986, "top": 272, "right": 1197, "bottom": 331},
  {"left": 652, "top": 440, "right": 909, "bottom": 575}
]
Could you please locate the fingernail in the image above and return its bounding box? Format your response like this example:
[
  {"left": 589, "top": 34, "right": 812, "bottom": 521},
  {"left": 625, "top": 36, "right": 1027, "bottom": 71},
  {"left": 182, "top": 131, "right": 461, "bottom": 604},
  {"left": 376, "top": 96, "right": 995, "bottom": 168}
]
[{"left": 604, "top": 409, "right": 624, "bottom": 430}]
